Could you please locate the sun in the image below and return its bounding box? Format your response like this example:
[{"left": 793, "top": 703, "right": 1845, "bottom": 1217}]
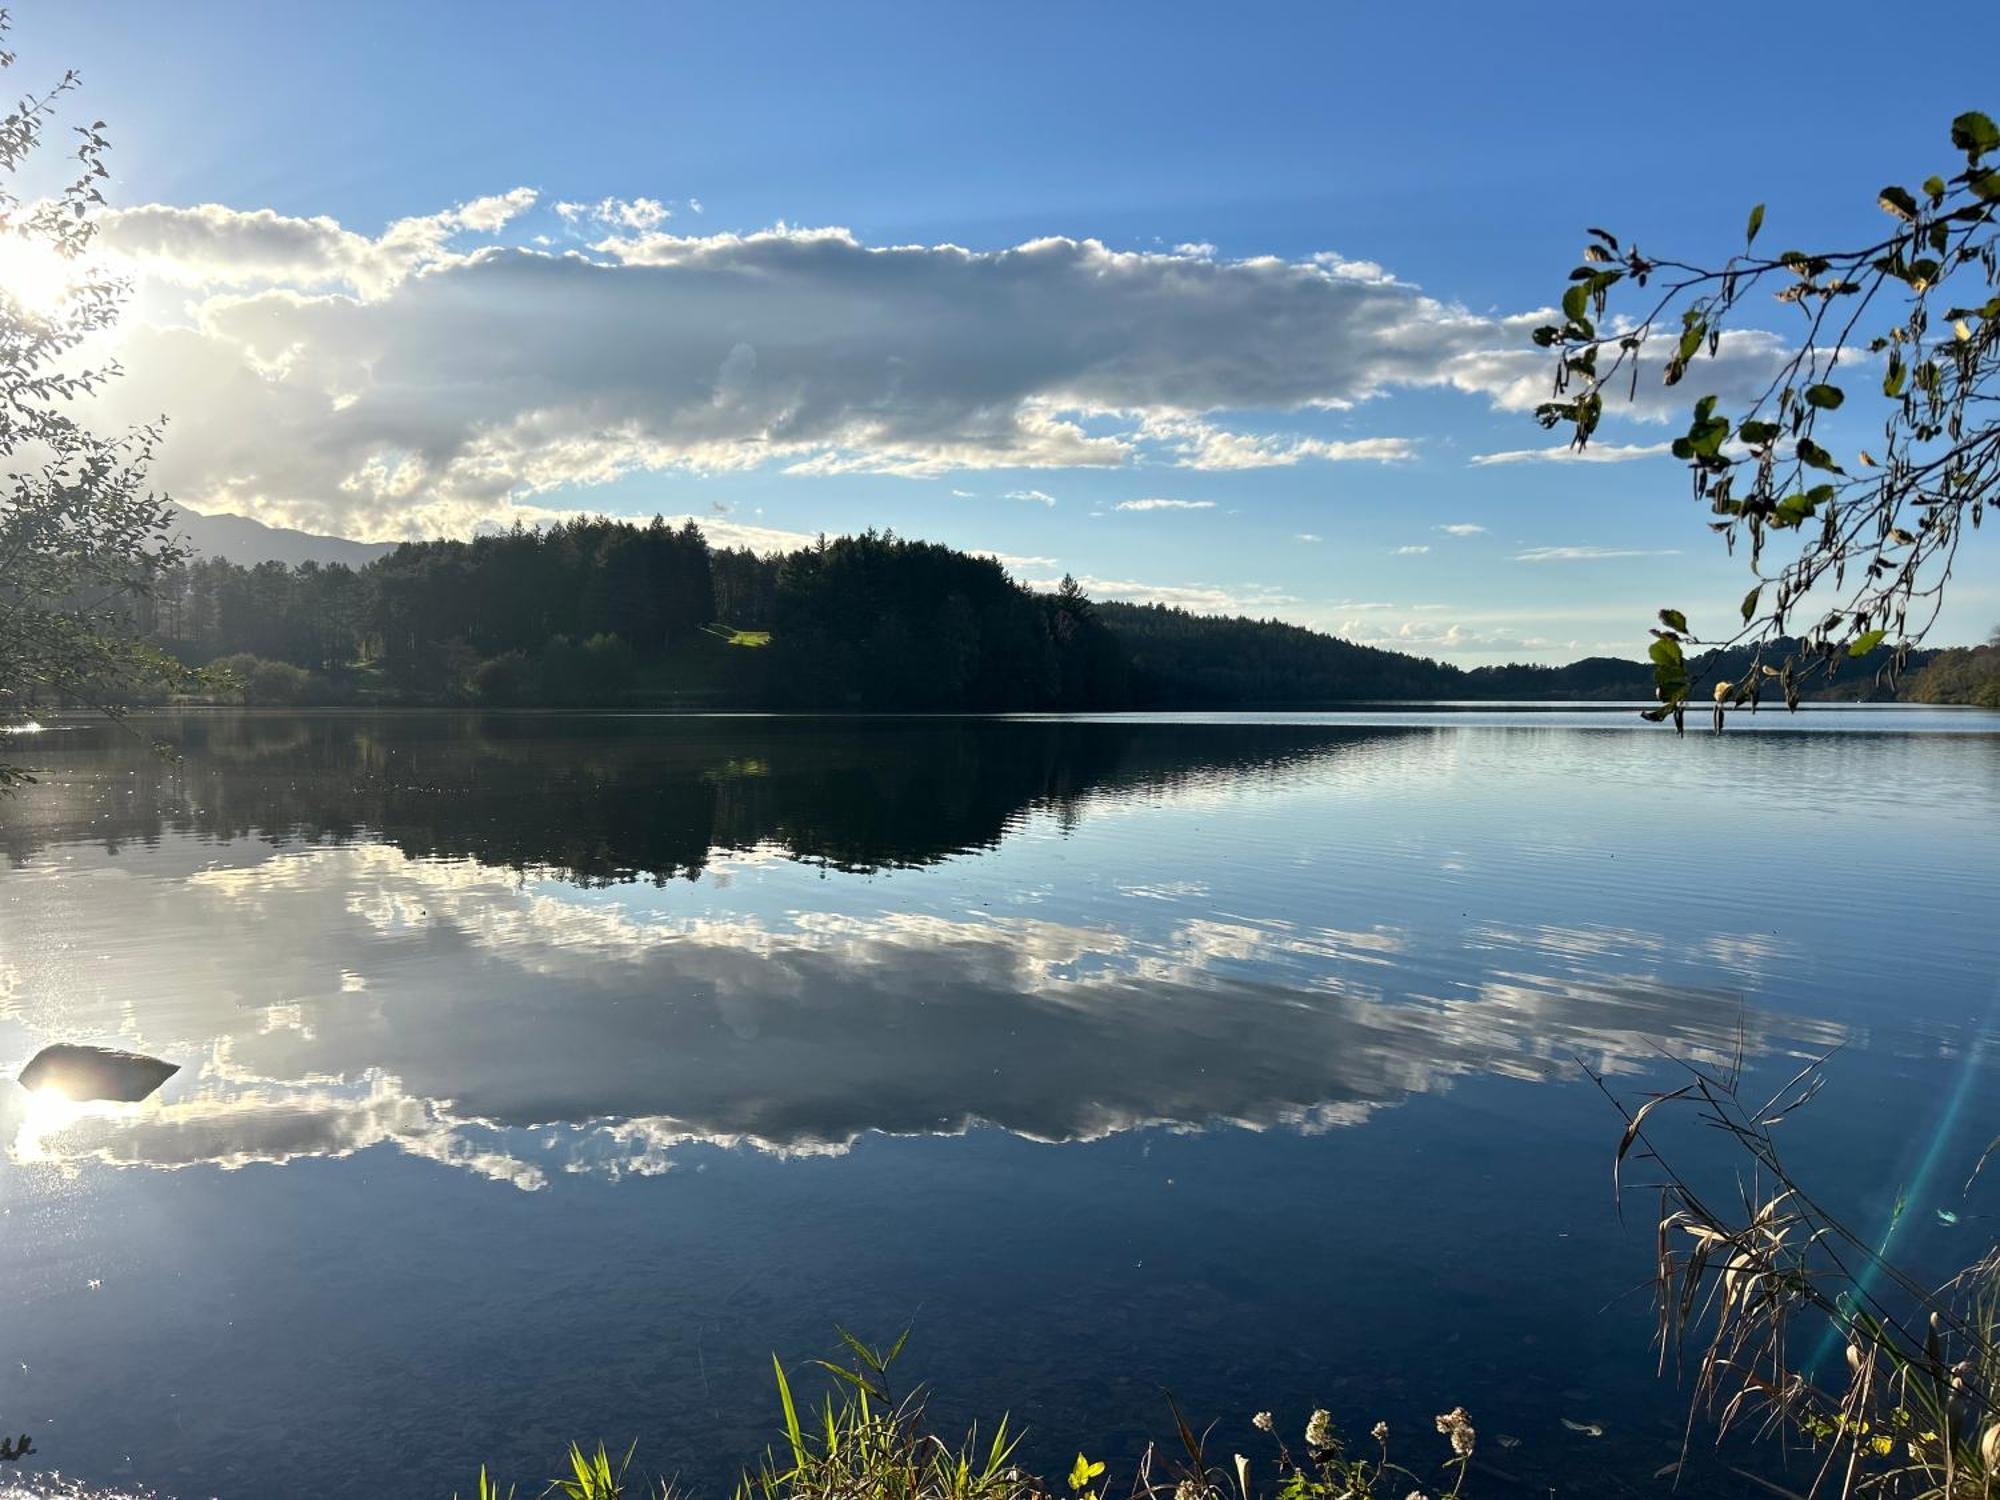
[{"left": 0, "top": 231, "right": 85, "bottom": 317}]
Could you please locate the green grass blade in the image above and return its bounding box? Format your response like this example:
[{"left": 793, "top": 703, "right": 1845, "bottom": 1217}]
[{"left": 772, "top": 1353, "right": 807, "bottom": 1470}]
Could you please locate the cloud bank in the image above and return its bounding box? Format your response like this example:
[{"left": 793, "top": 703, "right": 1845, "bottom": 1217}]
[{"left": 73, "top": 194, "right": 1795, "bottom": 540}]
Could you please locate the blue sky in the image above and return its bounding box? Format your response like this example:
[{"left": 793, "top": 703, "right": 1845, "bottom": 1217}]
[{"left": 15, "top": 1, "right": 1999, "bottom": 661}]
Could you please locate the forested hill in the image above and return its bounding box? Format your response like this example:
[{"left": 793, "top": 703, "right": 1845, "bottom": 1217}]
[
  {"left": 1097, "top": 603, "right": 1464, "bottom": 702},
  {"left": 1096, "top": 603, "right": 1933, "bottom": 706},
  {"left": 132, "top": 513, "right": 1941, "bottom": 711}
]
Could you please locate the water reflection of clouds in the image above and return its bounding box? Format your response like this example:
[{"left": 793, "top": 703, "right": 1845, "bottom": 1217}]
[
  {"left": 14, "top": 1072, "right": 549, "bottom": 1191},
  {"left": 0, "top": 838, "right": 1842, "bottom": 1189},
  {"left": 1469, "top": 921, "right": 1791, "bottom": 977}
]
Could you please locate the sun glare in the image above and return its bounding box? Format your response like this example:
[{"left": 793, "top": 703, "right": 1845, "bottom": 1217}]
[
  {"left": 0, "top": 232, "right": 83, "bottom": 316},
  {"left": 12, "top": 1086, "right": 134, "bottom": 1165}
]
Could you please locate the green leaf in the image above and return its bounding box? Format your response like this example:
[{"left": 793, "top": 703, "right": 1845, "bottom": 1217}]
[
  {"left": 1771, "top": 493, "right": 1817, "bottom": 528},
  {"left": 1952, "top": 110, "right": 2000, "bottom": 160},
  {"left": 1740, "top": 585, "right": 1762, "bottom": 623},
  {"left": 1923, "top": 174, "right": 1948, "bottom": 202},
  {"left": 1561, "top": 284, "right": 1590, "bottom": 325},
  {"left": 1738, "top": 420, "right": 1780, "bottom": 445},
  {"left": 1658, "top": 608, "right": 1688, "bottom": 634},
  {"left": 1878, "top": 185, "right": 1918, "bottom": 221},
  {"left": 1848, "top": 628, "right": 1888, "bottom": 657},
  {"left": 1678, "top": 401, "right": 1730, "bottom": 459},
  {"left": 1649, "top": 636, "right": 1689, "bottom": 705},
  {"left": 1884, "top": 356, "right": 1907, "bottom": 398},
  {"left": 1972, "top": 170, "right": 2000, "bottom": 203},
  {"left": 1804, "top": 383, "right": 1844, "bottom": 410},
  {"left": 1745, "top": 202, "right": 1765, "bottom": 244},
  {"left": 1776, "top": 494, "right": 1824, "bottom": 528},
  {"left": 772, "top": 1355, "right": 806, "bottom": 1470},
  {"left": 1796, "top": 438, "right": 1843, "bottom": 473}
]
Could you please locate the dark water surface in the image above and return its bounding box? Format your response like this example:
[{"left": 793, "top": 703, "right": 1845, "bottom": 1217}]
[{"left": 0, "top": 709, "right": 1996, "bottom": 1498}]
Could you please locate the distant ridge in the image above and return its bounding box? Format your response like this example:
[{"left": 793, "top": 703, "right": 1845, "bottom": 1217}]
[
  {"left": 146, "top": 515, "right": 1940, "bottom": 704},
  {"left": 169, "top": 508, "right": 398, "bottom": 569}
]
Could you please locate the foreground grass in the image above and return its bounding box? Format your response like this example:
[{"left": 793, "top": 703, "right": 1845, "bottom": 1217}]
[{"left": 460, "top": 1331, "right": 1477, "bottom": 1500}]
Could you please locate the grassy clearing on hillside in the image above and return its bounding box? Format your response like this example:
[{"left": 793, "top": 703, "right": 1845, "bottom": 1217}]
[{"left": 701, "top": 624, "right": 773, "bottom": 648}]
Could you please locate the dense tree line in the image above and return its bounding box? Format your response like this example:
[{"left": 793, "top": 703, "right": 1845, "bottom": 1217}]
[
  {"left": 123, "top": 514, "right": 1976, "bottom": 712},
  {"left": 137, "top": 519, "right": 1125, "bottom": 711},
  {"left": 769, "top": 542, "right": 1123, "bottom": 710},
  {"left": 1904, "top": 631, "right": 2000, "bottom": 708},
  {"left": 1100, "top": 603, "right": 1463, "bottom": 702}
]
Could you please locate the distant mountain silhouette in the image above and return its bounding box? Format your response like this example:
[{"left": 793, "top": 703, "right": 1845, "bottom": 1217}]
[{"left": 169, "top": 507, "right": 398, "bottom": 569}]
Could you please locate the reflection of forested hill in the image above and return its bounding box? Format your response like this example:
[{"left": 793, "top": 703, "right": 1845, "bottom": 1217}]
[{"left": 4, "top": 714, "right": 1403, "bottom": 880}]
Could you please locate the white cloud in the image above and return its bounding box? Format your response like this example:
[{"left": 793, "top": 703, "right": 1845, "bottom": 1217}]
[
  {"left": 1311, "top": 252, "right": 1397, "bottom": 284},
  {"left": 971, "top": 549, "right": 1059, "bottom": 571},
  {"left": 99, "top": 191, "right": 540, "bottom": 303},
  {"left": 1443, "top": 327, "right": 1793, "bottom": 421},
  {"left": 646, "top": 515, "right": 817, "bottom": 554},
  {"left": 1115, "top": 497, "right": 1216, "bottom": 512},
  {"left": 77, "top": 200, "right": 1798, "bottom": 539},
  {"left": 1029, "top": 574, "right": 1297, "bottom": 616},
  {"left": 1335, "top": 617, "right": 1562, "bottom": 656},
  {"left": 1436, "top": 523, "right": 1486, "bottom": 536},
  {"left": 1470, "top": 441, "right": 1673, "bottom": 466},
  {"left": 1138, "top": 414, "right": 1415, "bottom": 470},
  {"left": 1513, "top": 545, "right": 1682, "bottom": 563},
  {"left": 1394, "top": 544, "right": 1431, "bottom": 555},
  {"left": 1004, "top": 488, "right": 1058, "bottom": 506},
  {"left": 1295, "top": 532, "right": 1323, "bottom": 543},
  {"left": 555, "top": 196, "right": 672, "bottom": 231}
]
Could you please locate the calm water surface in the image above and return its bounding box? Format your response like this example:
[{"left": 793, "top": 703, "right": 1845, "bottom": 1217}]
[{"left": 0, "top": 709, "right": 1995, "bottom": 1498}]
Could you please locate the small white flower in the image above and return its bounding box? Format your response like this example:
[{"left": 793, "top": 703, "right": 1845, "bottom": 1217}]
[
  {"left": 1434, "top": 1407, "right": 1475, "bottom": 1458},
  {"left": 1305, "top": 1409, "right": 1335, "bottom": 1452},
  {"left": 1252, "top": 1411, "right": 1275, "bottom": 1435},
  {"left": 1371, "top": 1421, "right": 1389, "bottom": 1444}
]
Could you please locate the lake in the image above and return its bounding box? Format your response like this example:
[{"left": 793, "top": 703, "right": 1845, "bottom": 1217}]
[{"left": 0, "top": 708, "right": 1996, "bottom": 1499}]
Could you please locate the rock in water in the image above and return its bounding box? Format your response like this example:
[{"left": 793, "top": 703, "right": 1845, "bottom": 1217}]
[{"left": 18, "top": 1044, "right": 178, "bottom": 1103}]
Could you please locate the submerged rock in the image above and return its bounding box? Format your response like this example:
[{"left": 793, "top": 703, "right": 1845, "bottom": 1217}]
[{"left": 18, "top": 1044, "right": 179, "bottom": 1103}]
